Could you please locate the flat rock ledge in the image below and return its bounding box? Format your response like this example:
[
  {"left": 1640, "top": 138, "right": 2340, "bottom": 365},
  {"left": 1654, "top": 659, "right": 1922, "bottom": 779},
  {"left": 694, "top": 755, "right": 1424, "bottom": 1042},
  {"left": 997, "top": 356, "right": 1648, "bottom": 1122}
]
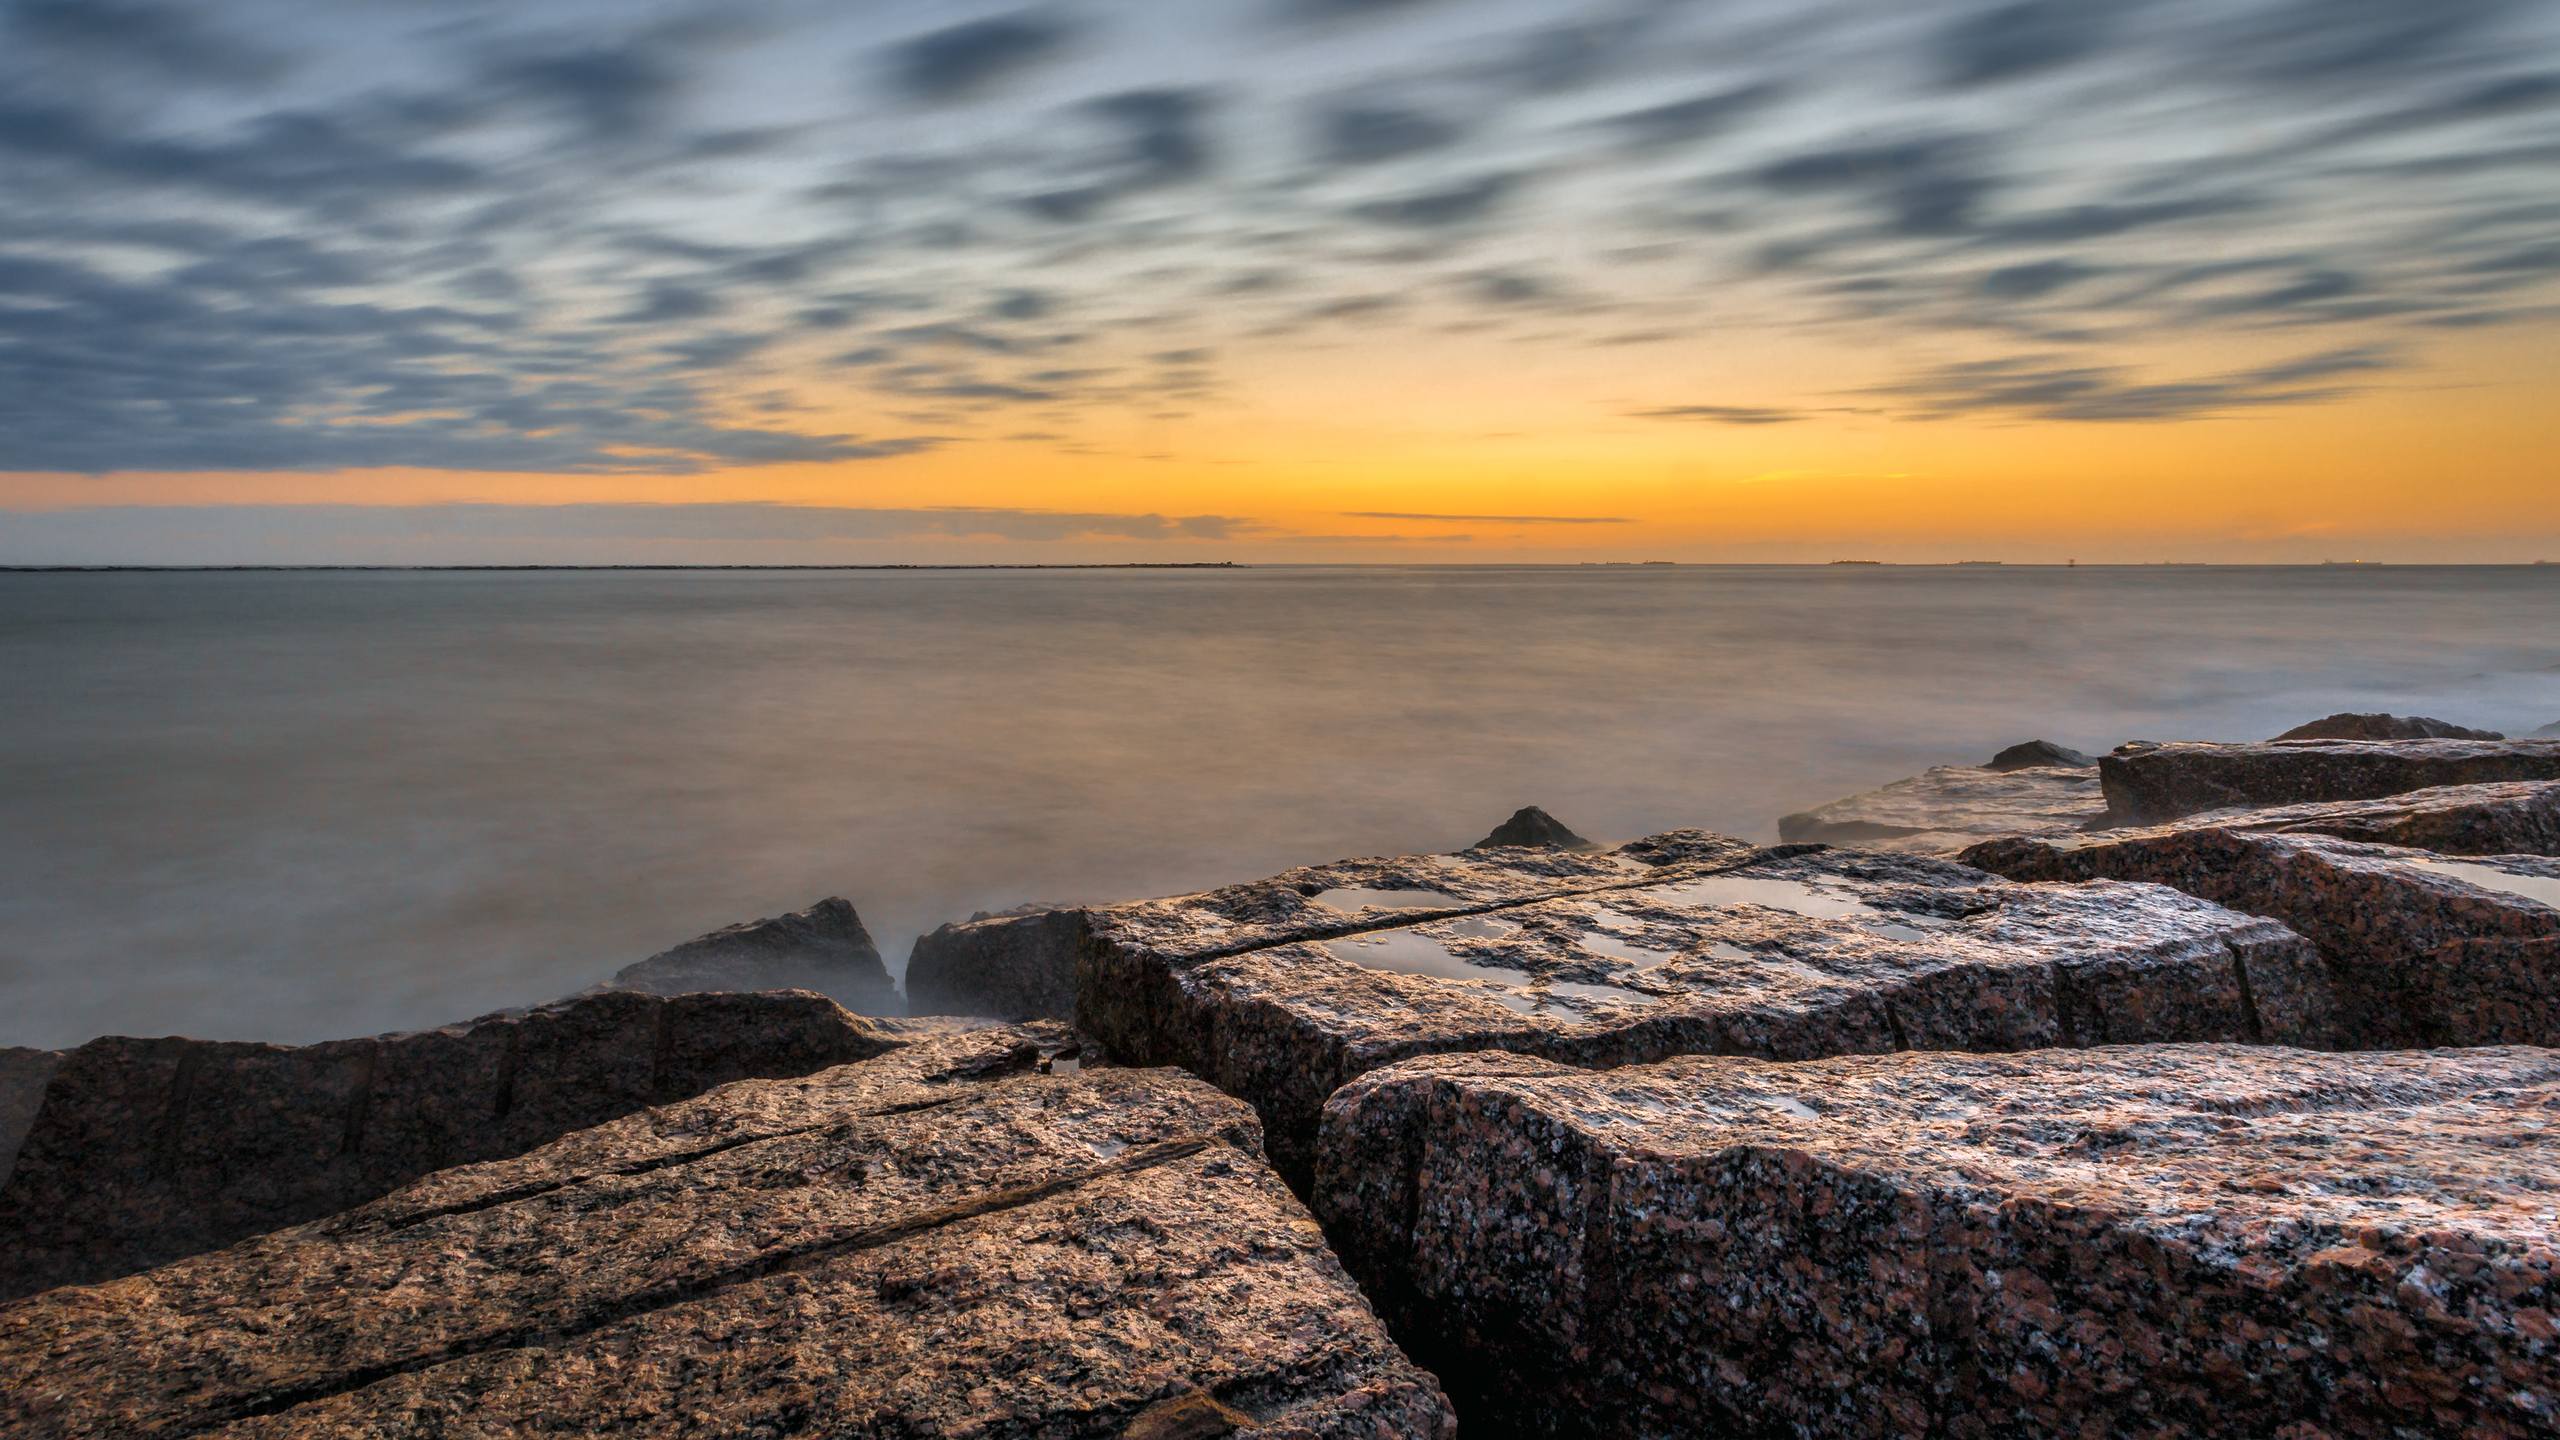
[
  {"left": 606, "top": 896, "right": 899, "bottom": 1013},
  {"left": 1778, "top": 763, "right": 2105, "bottom": 855},
  {"left": 2274, "top": 712, "right": 2505, "bottom": 742},
  {"left": 2173, "top": 780, "right": 2560, "bottom": 857},
  {"left": 1963, "top": 828, "right": 2560, "bottom": 1048},
  {"left": 1314, "top": 1044, "right": 2560, "bottom": 1440},
  {"left": 2100, "top": 738, "right": 2560, "bottom": 825},
  {"left": 1078, "top": 838, "right": 2329, "bottom": 1185},
  {"left": 906, "top": 830, "right": 1758, "bottom": 1022},
  {"left": 0, "top": 989, "right": 891, "bottom": 1301},
  {"left": 0, "top": 1029, "right": 1454, "bottom": 1440}
]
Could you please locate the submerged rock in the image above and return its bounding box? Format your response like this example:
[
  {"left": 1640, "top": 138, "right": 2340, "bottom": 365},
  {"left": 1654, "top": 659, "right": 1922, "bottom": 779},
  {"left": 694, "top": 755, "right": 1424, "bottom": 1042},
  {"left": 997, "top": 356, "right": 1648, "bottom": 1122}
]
[
  {"left": 1315, "top": 1044, "right": 2560, "bottom": 1440},
  {"left": 0, "top": 1030, "right": 1456, "bottom": 1440},
  {"left": 1078, "top": 840, "right": 2327, "bottom": 1184},
  {"left": 1776, "top": 765, "right": 2105, "bottom": 854},
  {"left": 906, "top": 905, "right": 1091, "bottom": 1020},
  {"left": 607, "top": 896, "right": 898, "bottom": 1012},
  {"left": 2274, "top": 712, "right": 2504, "bottom": 741},
  {"left": 1984, "top": 738, "right": 2096, "bottom": 770},
  {"left": 1471, "top": 806, "right": 1591, "bottom": 849},
  {"left": 1963, "top": 828, "right": 2560, "bottom": 1047},
  {"left": 0, "top": 989, "right": 892, "bottom": 1301},
  {"left": 2099, "top": 737, "right": 2560, "bottom": 825}
]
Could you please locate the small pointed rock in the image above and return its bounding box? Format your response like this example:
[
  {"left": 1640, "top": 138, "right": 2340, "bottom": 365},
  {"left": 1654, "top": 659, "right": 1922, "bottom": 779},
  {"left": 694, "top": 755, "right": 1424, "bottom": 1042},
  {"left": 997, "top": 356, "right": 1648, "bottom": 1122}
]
[
  {"left": 1984, "top": 739, "right": 2096, "bottom": 771},
  {"left": 1471, "top": 805, "right": 1591, "bottom": 849}
]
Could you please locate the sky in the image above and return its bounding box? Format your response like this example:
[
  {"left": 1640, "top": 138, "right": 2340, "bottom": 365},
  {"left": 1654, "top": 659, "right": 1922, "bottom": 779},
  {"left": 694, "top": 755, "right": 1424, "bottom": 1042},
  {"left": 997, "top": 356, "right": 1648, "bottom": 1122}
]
[{"left": 2, "top": 0, "right": 2557, "bottom": 564}]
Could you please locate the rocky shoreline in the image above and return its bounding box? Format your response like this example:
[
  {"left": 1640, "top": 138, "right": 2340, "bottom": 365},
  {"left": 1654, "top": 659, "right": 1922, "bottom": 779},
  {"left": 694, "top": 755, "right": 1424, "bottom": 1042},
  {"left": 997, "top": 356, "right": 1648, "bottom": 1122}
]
[{"left": 3, "top": 713, "right": 2557, "bottom": 1437}]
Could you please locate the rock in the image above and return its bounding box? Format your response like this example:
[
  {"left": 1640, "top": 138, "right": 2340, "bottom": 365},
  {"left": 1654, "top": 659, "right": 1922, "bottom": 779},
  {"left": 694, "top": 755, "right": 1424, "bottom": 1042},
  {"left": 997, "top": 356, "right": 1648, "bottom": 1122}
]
[
  {"left": 1314, "top": 1044, "right": 2560, "bottom": 1440},
  {"left": 2178, "top": 780, "right": 2560, "bottom": 856},
  {"left": 0, "top": 989, "right": 893, "bottom": 1301},
  {"left": 0, "top": 1047, "right": 58, "bottom": 1187},
  {"left": 909, "top": 832, "right": 1757, "bottom": 1025},
  {"left": 1984, "top": 738, "right": 2096, "bottom": 770},
  {"left": 0, "top": 1031, "right": 1456, "bottom": 1440},
  {"left": 1471, "top": 806, "right": 1591, "bottom": 849},
  {"left": 2538, "top": 720, "right": 2560, "bottom": 738},
  {"left": 907, "top": 905, "right": 1092, "bottom": 1020},
  {"left": 1962, "top": 829, "right": 2560, "bottom": 1047},
  {"left": 1078, "top": 839, "right": 2329, "bottom": 1185},
  {"left": 2099, "top": 737, "right": 2560, "bottom": 825},
  {"left": 1776, "top": 765, "right": 2105, "bottom": 854},
  {"left": 2274, "top": 712, "right": 2504, "bottom": 741},
  {"left": 607, "top": 896, "right": 897, "bottom": 1012}
]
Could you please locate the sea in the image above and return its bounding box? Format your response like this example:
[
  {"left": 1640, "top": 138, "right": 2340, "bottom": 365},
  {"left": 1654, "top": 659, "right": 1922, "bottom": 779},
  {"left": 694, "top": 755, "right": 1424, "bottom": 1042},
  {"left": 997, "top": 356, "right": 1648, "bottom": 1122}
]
[{"left": 3, "top": 564, "right": 2553, "bottom": 1049}]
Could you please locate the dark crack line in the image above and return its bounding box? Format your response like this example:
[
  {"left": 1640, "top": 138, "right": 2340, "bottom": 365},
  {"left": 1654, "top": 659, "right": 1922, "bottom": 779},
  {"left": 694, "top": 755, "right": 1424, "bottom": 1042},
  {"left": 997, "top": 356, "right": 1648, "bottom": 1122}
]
[{"left": 177, "top": 1135, "right": 1227, "bottom": 1436}]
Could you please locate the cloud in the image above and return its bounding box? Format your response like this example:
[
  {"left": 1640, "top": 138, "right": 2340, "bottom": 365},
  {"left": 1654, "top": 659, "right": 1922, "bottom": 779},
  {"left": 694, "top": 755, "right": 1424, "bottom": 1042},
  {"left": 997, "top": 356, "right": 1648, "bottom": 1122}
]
[
  {"left": 1596, "top": 83, "right": 1787, "bottom": 151},
  {"left": 5, "top": 0, "right": 285, "bottom": 86},
  {"left": 1629, "top": 405, "right": 1809, "bottom": 425},
  {"left": 1755, "top": 136, "right": 1997, "bottom": 237},
  {"left": 1311, "top": 100, "right": 1461, "bottom": 165},
  {"left": 1341, "top": 511, "right": 1630, "bottom": 524},
  {"left": 1349, "top": 171, "right": 1523, "bottom": 227},
  {"left": 882, "top": 12, "right": 1077, "bottom": 101},
  {"left": 1870, "top": 346, "right": 2401, "bottom": 422},
  {"left": 1936, "top": 0, "right": 2125, "bottom": 88}
]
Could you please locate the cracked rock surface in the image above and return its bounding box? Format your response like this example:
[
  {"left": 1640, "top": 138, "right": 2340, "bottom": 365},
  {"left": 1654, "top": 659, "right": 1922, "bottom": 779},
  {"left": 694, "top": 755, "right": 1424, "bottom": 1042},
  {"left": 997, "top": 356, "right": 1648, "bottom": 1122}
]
[
  {"left": 0, "top": 989, "right": 893, "bottom": 1301},
  {"left": 2099, "top": 738, "right": 2560, "bottom": 825},
  {"left": 0, "top": 1028, "right": 1454, "bottom": 1440},
  {"left": 1079, "top": 841, "right": 2329, "bottom": 1184},
  {"left": 1964, "top": 829, "right": 2560, "bottom": 1048},
  {"left": 2168, "top": 780, "right": 2560, "bottom": 856},
  {"left": 1314, "top": 1045, "right": 2560, "bottom": 1440}
]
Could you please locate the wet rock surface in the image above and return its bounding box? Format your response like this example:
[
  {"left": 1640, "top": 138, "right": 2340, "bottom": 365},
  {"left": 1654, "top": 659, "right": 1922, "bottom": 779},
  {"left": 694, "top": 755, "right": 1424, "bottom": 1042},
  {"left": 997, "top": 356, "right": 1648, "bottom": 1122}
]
[
  {"left": 1079, "top": 840, "right": 2328, "bottom": 1183},
  {"left": 2274, "top": 712, "right": 2505, "bottom": 742},
  {"left": 1471, "top": 806, "right": 1591, "bottom": 849},
  {"left": 0, "top": 989, "right": 893, "bottom": 1301},
  {"left": 1964, "top": 829, "right": 2560, "bottom": 1047},
  {"left": 2176, "top": 780, "right": 2560, "bottom": 856},
  {"left": 1777, "top": 764, "right": 2105, "bottom": 854},
  {"left": 606, "top": 896, "right": 898, "bottom": 1012},
  {"left": 1985, "top": 738, "right": 2097, "bottom": 770},
  {"left": 0, "top": 1030, "right": 1455, "bottom": 1440},
  {"left": 907, "top": 904, "right": 1091, "bottom": 1020},
  {"left": 1314, "top": 1044, "right": 2560, "bottom": 1440},
  {"left": 2099, "top": 737, "right": 2560, "bottom": 825}
]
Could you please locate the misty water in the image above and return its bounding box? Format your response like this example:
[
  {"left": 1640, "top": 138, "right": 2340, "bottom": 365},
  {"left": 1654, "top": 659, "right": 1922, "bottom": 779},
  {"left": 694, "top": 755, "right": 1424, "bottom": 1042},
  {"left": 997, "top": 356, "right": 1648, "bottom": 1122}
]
[{"left": 3, "top": 564, "right": 2554, "bottom": 1049}]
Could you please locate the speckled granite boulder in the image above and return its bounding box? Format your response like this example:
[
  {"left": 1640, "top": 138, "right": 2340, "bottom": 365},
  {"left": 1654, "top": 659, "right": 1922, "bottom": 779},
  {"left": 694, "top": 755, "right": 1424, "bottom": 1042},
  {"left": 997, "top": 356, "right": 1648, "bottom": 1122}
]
[
  {"left": 2179, "top": 780, "right": 2560, "bottom": 856},
  {"left": 0, "top": 1030, "right": 1454, "bottom": 1440},
  {"left": 1079, "top": 842, "right": 2330, "bottom": 1184},
  {"left": 0, "top": 989, "right": 893, "bottom": 1301},
  {"left": 1963, "top": 829, "right": 2560, "bottom": 1047},
  {"left": 2099, "top": 737, "right": 2560, "bottom": 824},
  {"left": 907, "top": 905, "right": 1092, "bottom": 1020},
  {"left": 607, "top": 896, "right": 897, "bottom": 1012},
  {"left": 1315, "top": 1044, "right": 2560, "bottom": 1440},
  {"left": 2275, "top": 712, "right": 2504, "bottom": 742},
  {"left": 0, "top": 1047, "right": 58, "bottom": 1186},
  {"left": 1778, "top": 763, "right": 2105, "bottom": 854}
]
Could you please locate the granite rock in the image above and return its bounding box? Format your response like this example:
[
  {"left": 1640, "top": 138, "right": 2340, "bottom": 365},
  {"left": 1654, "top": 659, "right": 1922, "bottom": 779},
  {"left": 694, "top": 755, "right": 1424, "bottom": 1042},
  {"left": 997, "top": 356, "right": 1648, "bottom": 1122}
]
[
  {"left": 1315, "top": 1044, "right": 2560, "bottom": 1440},
  {"left": 0, "top": 1030, "right": 1455, "bottom": 1440},
  {"left": 2275, "top": 712, "right": 2504, "bottom": 742},
  {"left": 0, "top": 989, "right": 892, "bottom": 1301},
  {"left": 1963, "top": 829, "right": 2560, "bottom": 1047},
  {"left": 607, "top": 896, "right": 898, "bottom": 1012},
  {"left": 1985, "top": 738, "right": 2097, "bottom": 770},
  {"left": 1078, "top": 841, "right": 2329, "bottom": 1184},
  {"left": 907, "top": 905, "right": 1092, "bottom": 1021},
  {"left": 2098, "top": 737, "right": 2560, "bottom": 825},
  {"left": 1471, "top": 806, "right": 1591, "bottom": 849},
  {"left": 2177, "top": 780, "right": 2560, "bottom": 856},
  {"left": 1778, "top": 764, "right": 2105, "bottom": 854},
  {"left": 0, "top": 1047, "right": 58, "bottom": 1187}
]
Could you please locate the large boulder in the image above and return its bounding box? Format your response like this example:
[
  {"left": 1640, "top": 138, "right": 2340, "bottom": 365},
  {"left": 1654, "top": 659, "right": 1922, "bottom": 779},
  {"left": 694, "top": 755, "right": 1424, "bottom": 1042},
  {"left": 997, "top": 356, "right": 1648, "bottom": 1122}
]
[
  {"left": 2274, "top": 712, "right": 2504, "bottom": 741},
  {"left": 2176, "top": 780, "right": 2560, "bottom": 856},
  {"left": 0, "top": 1030, "right": 1456, "bottom": 1440},
  {"left": 607, "top": 896, "right": 897, "bottom": 1012},
  {"left": 0, "top": 989, "right": 892, "bottom": 1301},
  {"left": 1777, "top": 764, "right": 2105, "bottom": 855},
  {"left": 1078, "top": 839, "right": 2329, "bottom": 1185},
  {"left": 0, "top": 1047, "right": 57, "bottom": 1186},
  {"left": 1315, "top": 1044, "right": 2560, "bottom": 1440},
  {"left": 2099, "top": 738, "right": 2560, "bottom": 825},
  {"left": 1471, "top": 806, "right": 1591, "bottom": 849},
  {"left": 906, "top": 831, "right": 1757, "bottom": 1023},
  {"left": 1962, "top": 829, "right": 2560, "bottom": 1047}
]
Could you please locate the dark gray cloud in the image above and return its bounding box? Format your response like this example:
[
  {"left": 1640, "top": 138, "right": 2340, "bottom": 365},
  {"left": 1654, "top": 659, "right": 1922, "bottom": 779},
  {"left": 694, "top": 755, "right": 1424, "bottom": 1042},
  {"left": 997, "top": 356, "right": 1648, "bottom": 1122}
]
[
  {"left": 1937, "top": 0, "right": 2125, "bottom": 88},
  {"left": 883, "top": 12, "right": 1077, "bottom": 101},
  {"left": 1350, "top": 171, "right": 1523, "bottom": 227},
  {"left": 1870, "top": 346, "right": 2400, "bottom": 422},
  {"left": 1312, "top": 101, "right": 1462, "bottom": 165},
  {"left": 1629, "top": 405, "right": 1809, "bottom": 425},
  {"left": 1596, "top": 83, "right": 1787, "bottom": 151},
  {"left": 5, "top": 0, "right": 286, "bottom": 86},
  {"left": 1755, "top": 136, "right": 1996, "bottom": 236}
]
